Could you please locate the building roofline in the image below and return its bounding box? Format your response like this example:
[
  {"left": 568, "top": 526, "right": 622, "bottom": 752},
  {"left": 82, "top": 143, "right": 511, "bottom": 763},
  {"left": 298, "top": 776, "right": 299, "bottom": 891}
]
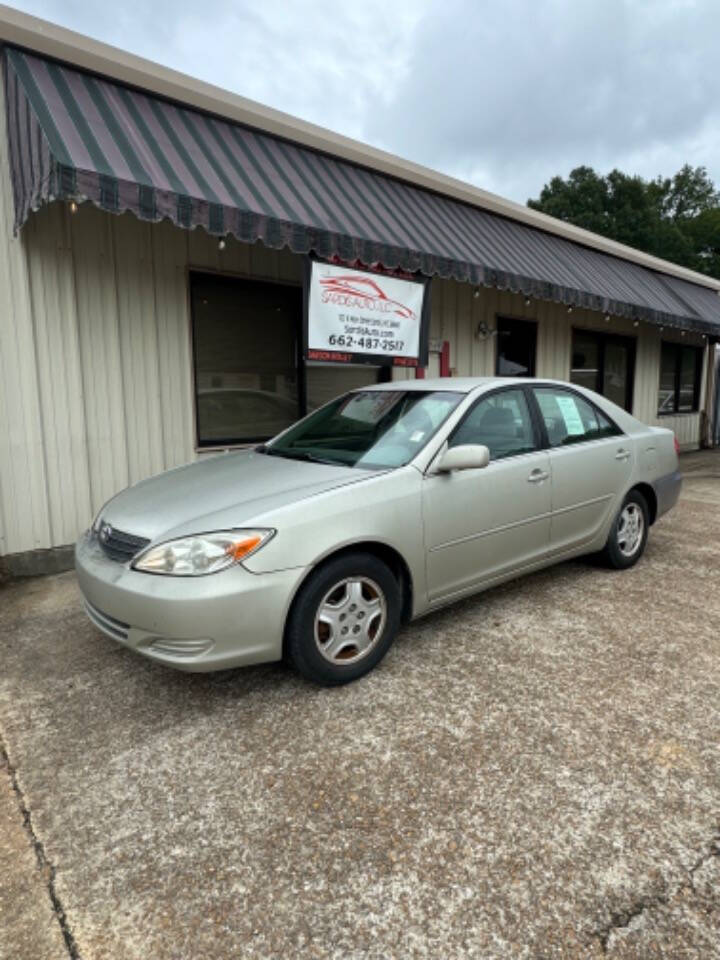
[{"left": 2, "top": 2, "right": 720, "bottom": 295}]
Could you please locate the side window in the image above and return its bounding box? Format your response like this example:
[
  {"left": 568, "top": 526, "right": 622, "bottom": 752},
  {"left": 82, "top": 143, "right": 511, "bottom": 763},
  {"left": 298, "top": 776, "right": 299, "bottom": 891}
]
[
  {"left": 449, "top": 388, "right": 537, "bottom": 461},
  {"left": 534, "top": 388, "right": 621, "bottom": 447}
]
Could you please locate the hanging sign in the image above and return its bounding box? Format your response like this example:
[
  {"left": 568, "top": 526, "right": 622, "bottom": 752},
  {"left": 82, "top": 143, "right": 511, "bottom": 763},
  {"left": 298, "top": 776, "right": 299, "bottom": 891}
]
[{"left": 305, "top": 260, "right": 429, "bottom": 367}]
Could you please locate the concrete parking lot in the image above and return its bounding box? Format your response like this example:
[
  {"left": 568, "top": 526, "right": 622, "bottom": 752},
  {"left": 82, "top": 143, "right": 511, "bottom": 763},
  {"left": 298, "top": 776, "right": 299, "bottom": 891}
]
[{"left": 1, "top": 452, "right": 719, "bottom": 960}]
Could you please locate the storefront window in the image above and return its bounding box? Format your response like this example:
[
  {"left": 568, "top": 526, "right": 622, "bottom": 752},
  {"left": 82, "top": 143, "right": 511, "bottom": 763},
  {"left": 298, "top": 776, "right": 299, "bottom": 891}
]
[
  {"left": 191, "top": 273, "right": 302, "bottom": 446},
  {"left": 570, "top": 330, "right": 635, "bottom": 411},
  {"left": 658, "top": 342, "right": 703, "bottom": 415},
  {"left": 496, "top": 317, "right": 536, "bottom": 376},
  {"left": 190, "top": 272, "right": 384, "bottom": 447}
]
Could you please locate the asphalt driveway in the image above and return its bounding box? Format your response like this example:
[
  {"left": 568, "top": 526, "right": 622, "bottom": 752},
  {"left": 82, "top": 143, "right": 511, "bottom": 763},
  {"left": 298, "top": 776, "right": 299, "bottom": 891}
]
[{"left": 1, "top": 452, "right": 719, "bottom": 960}]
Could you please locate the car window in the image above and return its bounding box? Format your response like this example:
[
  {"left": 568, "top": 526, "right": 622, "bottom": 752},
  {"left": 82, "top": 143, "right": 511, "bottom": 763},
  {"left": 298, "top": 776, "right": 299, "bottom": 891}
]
[
  {"left": 533, "top": 387, "right": 621, "bottom": 447},
  {"left": 449, "top": 388, "right": 537, "bottom": 460},
  {"left": 266, "top": 390, "right": 464, "bottom": 469}
]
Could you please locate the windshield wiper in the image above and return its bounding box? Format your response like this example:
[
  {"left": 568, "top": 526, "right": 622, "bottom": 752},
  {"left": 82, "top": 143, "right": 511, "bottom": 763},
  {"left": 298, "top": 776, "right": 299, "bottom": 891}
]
[{"left": 263, "top": 448, "right": 344, "bottom": 466}]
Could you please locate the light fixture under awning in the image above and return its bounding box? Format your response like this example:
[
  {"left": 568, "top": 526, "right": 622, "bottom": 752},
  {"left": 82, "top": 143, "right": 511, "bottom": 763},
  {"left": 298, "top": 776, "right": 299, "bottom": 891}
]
[{"left": 3, "top": 45, "right": 720, "bottom": 334}]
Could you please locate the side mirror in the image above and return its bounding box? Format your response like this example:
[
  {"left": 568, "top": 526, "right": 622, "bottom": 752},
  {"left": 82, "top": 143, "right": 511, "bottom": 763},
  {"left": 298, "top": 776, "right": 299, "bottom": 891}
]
[{"left": 435, "top": 444, "right": 490, "bottom": 473}]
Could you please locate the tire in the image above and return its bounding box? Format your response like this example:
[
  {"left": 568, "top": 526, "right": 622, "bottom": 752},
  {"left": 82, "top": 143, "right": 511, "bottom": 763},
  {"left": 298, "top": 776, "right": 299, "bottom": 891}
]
[
  {"left": 286, "top": 552, "right": 402, "bottom": 686},
  {"left": 600, "top": 489, "right": 649, "bottom": 570}
]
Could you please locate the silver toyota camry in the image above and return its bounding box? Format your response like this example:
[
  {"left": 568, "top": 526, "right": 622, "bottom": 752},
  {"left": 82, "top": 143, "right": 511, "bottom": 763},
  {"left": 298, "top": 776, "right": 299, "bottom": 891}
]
[{"left": 76, "top": 378, "right": 682, "bottom": 685}]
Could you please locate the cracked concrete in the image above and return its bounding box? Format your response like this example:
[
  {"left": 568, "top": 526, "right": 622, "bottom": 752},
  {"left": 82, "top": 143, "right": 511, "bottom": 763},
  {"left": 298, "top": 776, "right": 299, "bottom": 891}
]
[
  {"left": 0, "top": 745, "right": 68, "bottom": 959},
  {"left": 0, "top": 736, "right": 80, "bottom": 960},
  {"left": 0, "top": 450, "right": 719, "bottom": 959},
  {"left": 593, "top": 832, "right": 720, "bottom": 954}
]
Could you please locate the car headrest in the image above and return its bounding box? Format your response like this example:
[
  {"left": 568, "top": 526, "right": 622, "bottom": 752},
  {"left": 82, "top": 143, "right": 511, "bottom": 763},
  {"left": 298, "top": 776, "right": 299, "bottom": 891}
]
[{"left": 477, "top": 406, "right": 516, "bottom": 434}]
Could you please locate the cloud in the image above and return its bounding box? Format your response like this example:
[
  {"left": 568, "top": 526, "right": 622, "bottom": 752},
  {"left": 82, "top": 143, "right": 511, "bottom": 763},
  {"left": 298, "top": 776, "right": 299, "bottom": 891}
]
[
  {"left": 363, "top": 0, "right": 720, "bottom": 201},
  {"left": 12, "top": 0, "right": 425, "bottom": 140},
  {"left": 10, "top": 0, "right": 720, "bottom": 203}
]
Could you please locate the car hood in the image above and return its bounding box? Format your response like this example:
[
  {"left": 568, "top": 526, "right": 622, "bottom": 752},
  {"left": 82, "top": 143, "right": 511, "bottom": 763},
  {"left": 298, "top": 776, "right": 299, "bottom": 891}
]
[{"left": 101, "top": 449, "right": 373, "bottom": 542}]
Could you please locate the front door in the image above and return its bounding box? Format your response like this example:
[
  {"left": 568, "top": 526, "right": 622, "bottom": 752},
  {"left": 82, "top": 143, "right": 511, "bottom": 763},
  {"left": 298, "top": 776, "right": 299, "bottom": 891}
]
[{"left": 423, "top": 387, "right": 552, "bottom": 602}]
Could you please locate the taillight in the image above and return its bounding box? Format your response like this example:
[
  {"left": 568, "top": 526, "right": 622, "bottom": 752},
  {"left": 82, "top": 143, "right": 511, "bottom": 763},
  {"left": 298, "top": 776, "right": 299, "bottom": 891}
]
[{"left": 673, "top": 434, "right": 680, "bottom": 456}]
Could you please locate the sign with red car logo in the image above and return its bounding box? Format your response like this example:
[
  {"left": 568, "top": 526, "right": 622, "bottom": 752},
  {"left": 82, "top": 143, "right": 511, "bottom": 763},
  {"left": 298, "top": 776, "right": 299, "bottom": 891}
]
[{"left": 306, "top": 260, "right": 428, "bottom": 367}]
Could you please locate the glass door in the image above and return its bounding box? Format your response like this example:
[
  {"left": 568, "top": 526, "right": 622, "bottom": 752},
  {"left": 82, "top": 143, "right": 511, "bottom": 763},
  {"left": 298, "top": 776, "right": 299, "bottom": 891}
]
[
  {"left": 570, "top": 329, "right": 635, "bottom": 411},
  {"left": 603, "top": 340, "right": 633, "bottom": 409}
]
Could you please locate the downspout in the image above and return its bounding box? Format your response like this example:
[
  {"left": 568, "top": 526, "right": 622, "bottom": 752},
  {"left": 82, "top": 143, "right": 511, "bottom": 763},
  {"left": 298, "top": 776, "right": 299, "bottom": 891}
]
[
  {"left": 703, "top": 340, "right": 719, "bottom": 448},
  {"left": 713, "top": 343, "right": 720, "bottom": 447}
]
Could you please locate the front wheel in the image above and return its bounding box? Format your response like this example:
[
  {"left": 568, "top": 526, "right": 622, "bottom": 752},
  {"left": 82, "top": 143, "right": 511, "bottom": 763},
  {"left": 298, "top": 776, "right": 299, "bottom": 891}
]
[
  {"left": 600, "top": 489, "right": 649, "bottom": 570},
  {"left": 286, "top": 553, "right": 401, "bottom": 685}
]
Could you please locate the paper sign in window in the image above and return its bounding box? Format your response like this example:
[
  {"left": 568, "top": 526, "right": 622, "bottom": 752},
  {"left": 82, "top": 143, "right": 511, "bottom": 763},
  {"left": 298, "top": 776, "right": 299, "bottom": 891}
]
[
  {"left": 555, "top": 395, "right": 585, "bottom": 435},
  {"left": 338, "top": 392, "right": 402, "bottom": 424}
]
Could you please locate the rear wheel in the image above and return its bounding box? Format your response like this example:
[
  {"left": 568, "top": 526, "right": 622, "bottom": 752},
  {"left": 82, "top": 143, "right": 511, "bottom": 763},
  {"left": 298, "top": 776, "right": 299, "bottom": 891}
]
[
  {"left": 286, "top": 553, "right": 401, "bottom": 685},
  {"left": 601, "top": 489, "right": 649, "bottom": 569}
]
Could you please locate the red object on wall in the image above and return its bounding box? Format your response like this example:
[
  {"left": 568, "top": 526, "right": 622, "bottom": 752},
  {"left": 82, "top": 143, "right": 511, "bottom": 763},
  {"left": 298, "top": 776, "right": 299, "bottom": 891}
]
[
  {"left": 415, "top": 366, "right": 425, "bottom": 379},
  {"left": 440, "top": 340, "right": 450, "bottom": 377}
]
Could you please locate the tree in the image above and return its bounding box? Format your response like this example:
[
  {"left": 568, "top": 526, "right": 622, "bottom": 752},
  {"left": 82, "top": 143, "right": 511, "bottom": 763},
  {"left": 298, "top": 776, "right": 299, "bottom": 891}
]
[
  {"left": 684, "top": 207, "right": 720, "bottom": 278},
  {"left": 528, "top": 165, "right": 720, "bottom": 279},
  {"left": 654, "top": 165, "right": 719, "bottom": 222}
]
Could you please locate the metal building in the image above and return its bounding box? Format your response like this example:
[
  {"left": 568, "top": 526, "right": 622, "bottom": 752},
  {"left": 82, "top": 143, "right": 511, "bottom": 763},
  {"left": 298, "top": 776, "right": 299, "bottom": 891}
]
[{"left": 1, "top": 6, "right": 719, "bottom": 575}]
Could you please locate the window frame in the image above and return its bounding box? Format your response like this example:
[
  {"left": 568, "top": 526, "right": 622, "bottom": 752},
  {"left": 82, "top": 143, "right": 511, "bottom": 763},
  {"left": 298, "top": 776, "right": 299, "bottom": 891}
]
[
  {"left": 446, "top": 384, "right": 544, "bottom": 462},
  {"left": 189, "top": 269, "right": 306, "bottom": 449},
  {"left": 188, "top": 268, "right": 389, "bottom": 450},
  {"left": 569, "top": 327, "right": 636, "bottom": 412},
  {"left": 438, "top": 382, "right": 625, "bottom": 469},
  {"left": 527, "top": 383, "right": 624, "bottom": 450},
  {"left": 495, "top": 315, "right": 538, "bottom": 378},
  {"left": 657, "top": 341, "right": 704, "bottom": 416}
]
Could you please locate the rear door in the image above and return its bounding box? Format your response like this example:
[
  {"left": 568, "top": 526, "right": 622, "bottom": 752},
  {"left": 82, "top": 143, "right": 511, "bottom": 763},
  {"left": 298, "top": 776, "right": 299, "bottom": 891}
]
[
  {"left": 530, "top": 386, "right": 633, "bottom": 552},
  {"left": 422, "top": 386, "right": 552, "bottom": 602}
]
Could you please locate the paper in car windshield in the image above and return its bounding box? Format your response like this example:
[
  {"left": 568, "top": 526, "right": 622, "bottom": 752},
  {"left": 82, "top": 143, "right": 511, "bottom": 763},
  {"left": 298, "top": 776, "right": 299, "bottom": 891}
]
[
  {"left": 555, "top": 395, "right": 585, "bottom": 435},
  {"left": 337, "top": 392, "right": 403, "bottom": 424}
]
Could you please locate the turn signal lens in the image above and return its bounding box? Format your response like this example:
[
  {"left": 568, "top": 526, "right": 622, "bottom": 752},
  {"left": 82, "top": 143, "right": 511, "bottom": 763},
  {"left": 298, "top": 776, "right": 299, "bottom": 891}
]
[
  {"left": 226, "top": 535, "right": 263, "bottom": 561},
  {"left": 673, "top": 434, "right": 680, "bottom": 456},
  {"left": 132, "top": 529, "right": 274, "bottom": 576}
]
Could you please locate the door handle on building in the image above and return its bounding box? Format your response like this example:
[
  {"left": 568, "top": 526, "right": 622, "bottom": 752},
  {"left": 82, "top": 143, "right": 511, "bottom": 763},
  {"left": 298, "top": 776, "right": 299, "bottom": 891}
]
[
  {"left": 527, "top": 469, "right": 549, "bottom": 483},
  {"left": 615, "top": 449, "right": 630, "bottom": 461}
]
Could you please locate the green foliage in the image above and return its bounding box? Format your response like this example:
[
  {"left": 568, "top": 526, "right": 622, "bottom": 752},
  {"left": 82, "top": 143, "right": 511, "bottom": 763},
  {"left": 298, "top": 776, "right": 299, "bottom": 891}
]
[{"left": 528, "top": 164, "right": 720, "bottom": 279}]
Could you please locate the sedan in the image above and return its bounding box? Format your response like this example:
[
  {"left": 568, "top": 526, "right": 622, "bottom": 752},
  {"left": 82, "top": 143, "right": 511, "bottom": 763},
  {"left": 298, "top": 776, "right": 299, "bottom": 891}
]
[{"left": 76, "top": 378, "right": 682, "bottom": 685}]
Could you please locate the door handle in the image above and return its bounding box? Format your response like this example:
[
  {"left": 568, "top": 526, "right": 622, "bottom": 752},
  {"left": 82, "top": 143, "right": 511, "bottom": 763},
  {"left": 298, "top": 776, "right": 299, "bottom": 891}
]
[
  {"left": 615, "top": 449, "right": 630, "bottom": 461},
  {"left": 527, "top": 469, "right": 549, "bottom": 483}
]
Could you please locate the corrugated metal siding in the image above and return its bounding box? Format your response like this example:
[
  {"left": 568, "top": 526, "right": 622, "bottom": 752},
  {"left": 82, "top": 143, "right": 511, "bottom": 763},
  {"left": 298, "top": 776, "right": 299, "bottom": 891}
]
[
  {"left": 0, "top": 163, "right": 708, "bottom": 555},
  {"left": 2, "top": 198, "right": 307, "bottom": 554},
  {"left": 0, "top": 65, "right": 52, "bottom": 555}
]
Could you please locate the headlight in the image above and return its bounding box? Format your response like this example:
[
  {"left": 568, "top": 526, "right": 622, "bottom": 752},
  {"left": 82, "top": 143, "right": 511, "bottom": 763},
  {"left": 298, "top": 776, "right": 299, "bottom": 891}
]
[
  {"left": 91, "top": 505, "right": 106, "bottom": 534},
  {"left": 132, "top": 529, "right": 274, "bottom": 576}
]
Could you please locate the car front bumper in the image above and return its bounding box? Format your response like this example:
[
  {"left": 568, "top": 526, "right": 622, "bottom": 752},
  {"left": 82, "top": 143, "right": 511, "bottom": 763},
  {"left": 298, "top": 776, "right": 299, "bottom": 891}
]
[{"left": 75, "top": 532, "right": 307, "bottom": 671}]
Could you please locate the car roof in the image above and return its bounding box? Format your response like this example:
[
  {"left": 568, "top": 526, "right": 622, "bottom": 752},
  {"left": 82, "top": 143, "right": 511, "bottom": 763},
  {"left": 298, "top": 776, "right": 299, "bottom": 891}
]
[{"left": 359, "top": 376, "right": 570, "bottom": 394}]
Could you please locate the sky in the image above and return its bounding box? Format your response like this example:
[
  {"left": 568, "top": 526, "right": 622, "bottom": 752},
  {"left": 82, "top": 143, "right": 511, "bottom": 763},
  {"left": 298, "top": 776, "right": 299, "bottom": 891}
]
[{"left": 8, "top": 0, "right": 720, "bottom": 204}]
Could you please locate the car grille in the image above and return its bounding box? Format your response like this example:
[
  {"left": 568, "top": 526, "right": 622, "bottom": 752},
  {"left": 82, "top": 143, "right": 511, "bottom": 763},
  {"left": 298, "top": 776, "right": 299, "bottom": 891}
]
[{"left": 98, "top": 524, "right": 150, "bottom": 563}]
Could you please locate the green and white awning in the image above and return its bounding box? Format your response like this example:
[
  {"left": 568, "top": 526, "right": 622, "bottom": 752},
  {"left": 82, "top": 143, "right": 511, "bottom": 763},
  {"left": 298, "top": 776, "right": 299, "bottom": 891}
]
[{"left": 4, "top": 45, "right": 720, "bottom": 334}]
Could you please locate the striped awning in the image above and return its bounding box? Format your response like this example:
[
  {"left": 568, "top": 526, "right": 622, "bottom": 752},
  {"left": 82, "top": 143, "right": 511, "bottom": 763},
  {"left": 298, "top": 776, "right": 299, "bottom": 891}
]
[{"left": 4, "top": 45, "right": 720, "bottom": 334}]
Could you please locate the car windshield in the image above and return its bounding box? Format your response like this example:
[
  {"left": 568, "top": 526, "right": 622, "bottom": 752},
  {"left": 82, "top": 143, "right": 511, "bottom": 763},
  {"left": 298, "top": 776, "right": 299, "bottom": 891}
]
[{"left": 264, "top": 390, "right": 464, "bottom": 469}]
